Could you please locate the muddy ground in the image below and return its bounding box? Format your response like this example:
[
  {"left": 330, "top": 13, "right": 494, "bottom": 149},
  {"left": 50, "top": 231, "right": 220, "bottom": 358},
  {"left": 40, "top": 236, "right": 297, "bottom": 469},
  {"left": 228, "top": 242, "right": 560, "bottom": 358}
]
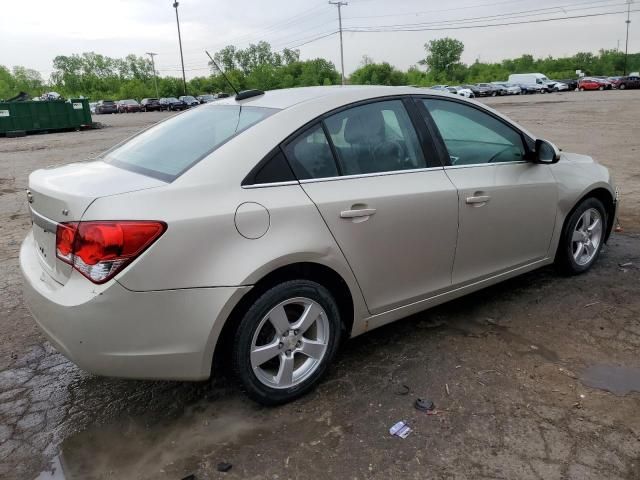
[{"left": 0, "top": 92, "right": 639, "bottom": 479}]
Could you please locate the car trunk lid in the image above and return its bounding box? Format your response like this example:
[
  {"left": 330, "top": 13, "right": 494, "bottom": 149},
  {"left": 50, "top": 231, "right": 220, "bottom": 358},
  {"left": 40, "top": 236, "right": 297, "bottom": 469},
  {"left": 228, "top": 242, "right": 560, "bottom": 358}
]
[{"left": 27, "top": 161, "right": 166, "bottom": 284}]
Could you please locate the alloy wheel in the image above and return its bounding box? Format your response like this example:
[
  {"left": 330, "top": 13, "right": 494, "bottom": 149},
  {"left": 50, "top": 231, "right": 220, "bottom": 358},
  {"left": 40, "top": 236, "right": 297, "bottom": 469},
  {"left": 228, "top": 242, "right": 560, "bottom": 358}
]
[
  {"left": 572, "top": 208, "right": 603, "bottom": 266},
  {"left": 250, "top": 297, "right": 330, "bottom": 389}
]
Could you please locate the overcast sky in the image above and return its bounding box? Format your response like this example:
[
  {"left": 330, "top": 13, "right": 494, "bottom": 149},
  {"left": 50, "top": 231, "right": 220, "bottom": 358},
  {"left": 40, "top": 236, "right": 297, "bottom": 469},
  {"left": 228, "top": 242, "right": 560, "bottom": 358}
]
[{"left": 0, "top": 0, "right": 637, "bottom": 80}]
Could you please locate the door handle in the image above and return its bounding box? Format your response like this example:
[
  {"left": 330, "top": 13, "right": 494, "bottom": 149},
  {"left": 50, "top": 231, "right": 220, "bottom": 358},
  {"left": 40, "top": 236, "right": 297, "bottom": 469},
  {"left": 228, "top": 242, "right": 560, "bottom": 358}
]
[
  {"left": 465, "top": 195, "right": 491, "bottom": 205},
  {"left": 340, "top": 208, "right": 377, "bottom": 219}
]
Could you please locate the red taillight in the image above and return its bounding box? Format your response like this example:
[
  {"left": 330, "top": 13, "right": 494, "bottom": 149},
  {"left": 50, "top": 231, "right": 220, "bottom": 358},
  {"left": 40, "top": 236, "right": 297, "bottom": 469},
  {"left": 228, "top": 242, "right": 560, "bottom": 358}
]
[{"left": 56, "top": 221, "right": 166, "bottom": 284}]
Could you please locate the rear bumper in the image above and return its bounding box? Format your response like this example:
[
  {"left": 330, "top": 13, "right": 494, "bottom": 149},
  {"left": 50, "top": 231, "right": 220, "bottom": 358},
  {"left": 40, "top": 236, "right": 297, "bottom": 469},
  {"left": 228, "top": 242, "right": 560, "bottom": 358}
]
[{"left": 20, "top": 231, "right": 248, "bottom": 381}]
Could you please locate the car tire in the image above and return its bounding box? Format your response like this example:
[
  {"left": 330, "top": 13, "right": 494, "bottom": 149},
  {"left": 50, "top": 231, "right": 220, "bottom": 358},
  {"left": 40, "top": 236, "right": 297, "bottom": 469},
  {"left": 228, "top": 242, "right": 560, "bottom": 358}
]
[
  {"left": 232, "top": 280, "right": 342, "bottom": 405},
  {"left": 556, "top": 197, "right": 607, "bottom": 275},
  {"left": 619, "top": 84, "right": 626, "bottom": 90},
  {"left": 599, "top": 86, "right": 604, "bottom": 91},
  {"left": 579, "top": 87, "right": 585, "bottom": 91}
]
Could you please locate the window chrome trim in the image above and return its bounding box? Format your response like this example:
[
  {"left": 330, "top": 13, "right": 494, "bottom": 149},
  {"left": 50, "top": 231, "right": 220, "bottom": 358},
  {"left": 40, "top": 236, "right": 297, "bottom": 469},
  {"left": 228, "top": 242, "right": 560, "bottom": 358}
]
[
  {"left": 444, "top": 161, "right": 529, "bottom": 170},
  {"left": 299, "top": 166, "right": 444, "bottom": 184},
  {"left": 241, "top": 180, "right": 300, "bottom": 189}
]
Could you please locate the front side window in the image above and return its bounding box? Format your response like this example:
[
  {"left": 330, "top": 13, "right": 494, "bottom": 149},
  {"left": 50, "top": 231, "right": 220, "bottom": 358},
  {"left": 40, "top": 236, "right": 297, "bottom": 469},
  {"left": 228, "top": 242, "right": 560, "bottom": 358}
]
[
  {"left": 422, "top": 99, "right": 526, "bottom": 166},
  {"left": 104, "top": 105, "right": 276, "bottom": 181},
  {"left": 323, "top": 100, "right": 426, "bottom": 175}
]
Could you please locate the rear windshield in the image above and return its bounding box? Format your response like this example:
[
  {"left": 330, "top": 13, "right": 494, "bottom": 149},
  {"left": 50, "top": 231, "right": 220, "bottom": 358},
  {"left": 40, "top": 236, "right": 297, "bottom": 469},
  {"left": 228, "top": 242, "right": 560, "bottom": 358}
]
[{"left": 104, "top": 105, "right": 277, "bottom": 181}]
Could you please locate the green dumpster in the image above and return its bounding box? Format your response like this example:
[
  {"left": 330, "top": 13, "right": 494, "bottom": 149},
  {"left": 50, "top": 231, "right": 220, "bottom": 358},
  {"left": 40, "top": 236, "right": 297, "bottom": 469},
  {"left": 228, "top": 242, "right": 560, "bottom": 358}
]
[{"left": 0, "top": 98, "right": 93, "bottom": 136}]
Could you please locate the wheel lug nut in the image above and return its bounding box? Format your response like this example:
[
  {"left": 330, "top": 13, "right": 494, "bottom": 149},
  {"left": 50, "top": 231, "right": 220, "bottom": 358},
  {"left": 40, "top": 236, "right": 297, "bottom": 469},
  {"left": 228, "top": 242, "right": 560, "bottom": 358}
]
[
  {"left": 296, "top": 341, "right": 301, "bottom": 348},
  {"left": 294, "top": 330, "right": 299, "bottom": 335},
  {"left": 286, "top": 350, "right": 292, "bottom": 355},
  {"left": 278, "top": 342, "right": 283, "bottom": 349}
]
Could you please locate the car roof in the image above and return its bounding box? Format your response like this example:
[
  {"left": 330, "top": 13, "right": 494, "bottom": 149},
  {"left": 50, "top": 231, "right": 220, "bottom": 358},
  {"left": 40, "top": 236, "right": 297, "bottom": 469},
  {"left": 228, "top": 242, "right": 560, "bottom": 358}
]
[{"left": 212, "top": 85, "right": 457, "bottom": 110}]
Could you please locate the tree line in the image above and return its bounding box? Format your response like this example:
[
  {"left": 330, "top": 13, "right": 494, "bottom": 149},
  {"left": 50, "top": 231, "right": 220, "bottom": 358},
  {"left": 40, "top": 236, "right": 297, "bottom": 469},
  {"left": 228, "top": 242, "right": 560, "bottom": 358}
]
[{"left": 1, "top": 38, "right": 639, "bottom": 101}]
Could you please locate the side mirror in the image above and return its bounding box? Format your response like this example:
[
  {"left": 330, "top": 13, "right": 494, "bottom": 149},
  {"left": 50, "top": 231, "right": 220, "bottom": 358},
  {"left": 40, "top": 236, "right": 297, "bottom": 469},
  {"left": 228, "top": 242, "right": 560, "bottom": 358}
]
[{"left": 534, "top": 139, "right": 561, "bottom": 164}]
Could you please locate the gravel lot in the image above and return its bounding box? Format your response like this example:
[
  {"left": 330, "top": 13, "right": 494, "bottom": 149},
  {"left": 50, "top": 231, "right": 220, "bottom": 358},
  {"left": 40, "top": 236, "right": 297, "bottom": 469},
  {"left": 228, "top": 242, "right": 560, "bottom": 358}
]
[{"left": 1, "top": 92, "right": 639, "bottom": 480}]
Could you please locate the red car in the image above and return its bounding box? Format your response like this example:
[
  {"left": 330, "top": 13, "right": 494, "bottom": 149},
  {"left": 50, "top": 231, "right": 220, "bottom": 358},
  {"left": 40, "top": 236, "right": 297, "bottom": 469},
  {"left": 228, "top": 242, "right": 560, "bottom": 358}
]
[
  {"left": 611, "top": 75, "right": 640, "bottom": 90},
  {"left": 578, "top": 78, "right": 612, "bottom": 91},
  {"left": 117, "top": 99, "right": 141, "bottom": 113}
]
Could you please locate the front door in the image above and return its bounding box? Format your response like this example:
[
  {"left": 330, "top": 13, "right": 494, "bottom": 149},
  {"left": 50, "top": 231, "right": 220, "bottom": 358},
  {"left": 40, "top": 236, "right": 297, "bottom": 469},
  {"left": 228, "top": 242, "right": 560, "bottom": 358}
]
[
  {"left": 282, "top": 99, "right": 459, "bottom": 314},
  {"left": 419, "top": 97, "right": 558, "bottom": 285}
]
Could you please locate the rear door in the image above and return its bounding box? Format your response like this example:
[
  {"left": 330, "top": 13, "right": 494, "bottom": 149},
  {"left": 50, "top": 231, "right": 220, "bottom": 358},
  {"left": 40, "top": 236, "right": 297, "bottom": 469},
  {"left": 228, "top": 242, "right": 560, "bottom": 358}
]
[
  {"left": 283, "top": 98, "right": 459, "bottom": 314},
  {"left": 418, "top": 97, "right": 558, "bottom": 286}
]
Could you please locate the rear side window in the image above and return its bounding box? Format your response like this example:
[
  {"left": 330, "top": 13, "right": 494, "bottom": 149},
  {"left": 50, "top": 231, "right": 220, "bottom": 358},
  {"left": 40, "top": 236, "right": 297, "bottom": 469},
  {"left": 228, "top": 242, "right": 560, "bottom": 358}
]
[
  {"left": 283, "top": 125, "right": 339, "bottom": 180},
  {"left": 323, "top": 100, "right": 426, "bottom": 175},
  {"left": 104, "top": 105, "right": 276, "bottom": 181}
]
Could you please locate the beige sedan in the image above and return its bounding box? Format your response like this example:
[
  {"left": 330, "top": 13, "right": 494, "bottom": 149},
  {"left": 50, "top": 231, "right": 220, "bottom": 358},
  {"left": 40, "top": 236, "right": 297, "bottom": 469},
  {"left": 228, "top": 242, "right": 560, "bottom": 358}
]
[{"left": 21, "top": 86, "right": 617, "bottom": 404}]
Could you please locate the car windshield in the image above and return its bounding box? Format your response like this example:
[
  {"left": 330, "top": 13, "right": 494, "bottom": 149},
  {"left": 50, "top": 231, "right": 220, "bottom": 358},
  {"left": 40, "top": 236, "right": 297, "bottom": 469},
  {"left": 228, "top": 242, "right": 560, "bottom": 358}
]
[
  {"left": 181, "top": 96, "right": 196, "bottom": 102},
  {"left": 166, "top": 97, "right": 179, "bottom": 102},
  {"left": 200, "top": 95, "right": 214, "bottom": 100},
  {"left": 124, "top": 100, "right": 137, "bottom": 105},
  {"left": 104, "top": 105, "right": 277, "bottom": 181}
]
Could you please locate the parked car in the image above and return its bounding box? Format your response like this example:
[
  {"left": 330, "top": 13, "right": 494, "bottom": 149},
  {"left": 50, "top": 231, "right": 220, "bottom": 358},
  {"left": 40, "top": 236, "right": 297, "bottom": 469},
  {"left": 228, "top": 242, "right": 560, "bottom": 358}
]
[
  {"left": 197, "top": 94, "right": 216, "bottom": 104},
  {"left": 140, "top": 98, "right": 162, "bottom": 112},
  {"left": 160, "top": 97, "right": 187, "bottom": 111},
  {"left": 430, "top": 85, "right": 449, "bottom": 91},
  {"left": 117, "top": 99, "right": 141, "bottom": 113},
  {"left": 474, "top": 83, "right": 499, "bottom": 97},
  {"left": 179, "top": 95, "right": 200, "bottom": 108},
  {"left": 547, "top": 81, "right": 569, "bottom": 92},
  {"left": 21, "top": 86, "right": 617, "bottom": 405},
  {"left": 491, "top": 82, "right": 521, "bottom": 95},
  {"left": 491, "top": 82, "right": 522, "bottom": 95},
  {"left": 518, "top": 83, "right": 546, "bottom": 94},
  {"left": 578, "top": 78, "right": 612, "bottom": 91},
  {"left": 558, "top": 79, "right": 579, "bottom": 91},
  {"left": 462, "top": 84, "right": 482, "bottom": 97},
  {"left": 95, "top": 100, "right": 118, "bottom": 114},
  {"left": 447, "top": 86, "right": 475, "bottom": 98},
  {"left": 611, "top": 75, "right": 640, "bottom": 90},
  {"left": 89, "top": 102, "right": 97, "bottom": 114}
]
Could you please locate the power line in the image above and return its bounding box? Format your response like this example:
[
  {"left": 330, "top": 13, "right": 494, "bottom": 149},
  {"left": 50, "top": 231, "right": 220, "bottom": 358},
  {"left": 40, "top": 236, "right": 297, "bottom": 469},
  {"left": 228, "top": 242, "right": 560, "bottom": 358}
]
[
  {"left": 345, "top": 0, "right": 626, "bottom": 30},
  {"left": 344, "top": 7, "right": 638, "bottom": 32},
  {"left": 343, "top": 0, "right": 613, "bottom": 20}
]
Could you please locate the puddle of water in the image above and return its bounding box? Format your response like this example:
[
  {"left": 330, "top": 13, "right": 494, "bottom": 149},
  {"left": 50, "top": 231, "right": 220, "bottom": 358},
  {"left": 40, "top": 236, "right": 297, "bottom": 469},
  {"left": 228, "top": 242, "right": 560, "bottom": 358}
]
[
  {"left": 35, "top": 398, "right": 265, "bottom": 480},
  {"left": 580, "top": 364, "right": 640, "bottom": 395},
  {"left": 34, "top": 456, "right": 66, "bottom": 480}
]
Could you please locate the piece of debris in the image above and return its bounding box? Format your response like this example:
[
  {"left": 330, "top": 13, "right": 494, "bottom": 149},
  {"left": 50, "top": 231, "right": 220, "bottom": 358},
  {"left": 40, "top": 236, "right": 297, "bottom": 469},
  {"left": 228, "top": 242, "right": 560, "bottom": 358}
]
[
  {"left": 530, "top": 345, "right": 539, "bottom": 350},
  {"left": 414, "top": 398, "right": 435, "bottom": 412},
  {"left": 445, "top": 383, "right": 450, "bottom": 396},
  {"left": 395, "top": 384, "right": 410, "bottom": 396},
  {"left": 217, "top": 462, "right": 232, "bottom": 473},
  {"left": 584, "top": 301, "right": 601, "bottom": 308},
  {"left": 389, "top": 421, "right": 412, "bottom": 438},
  {"left": 485, "top": 318, "right": 498, "bottom": 326},
  {"left": 619, "top": 262, "right": 633, "bottom": 268},
  {"left": 181, "top": 475, "right": 196, "bottom": 480}
]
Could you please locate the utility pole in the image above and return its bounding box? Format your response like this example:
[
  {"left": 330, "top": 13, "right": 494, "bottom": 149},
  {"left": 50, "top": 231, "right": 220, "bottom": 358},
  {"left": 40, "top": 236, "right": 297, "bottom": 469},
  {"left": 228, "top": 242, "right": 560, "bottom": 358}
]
[
  {"left": 624, "top": 0, "right": 633, "bottom": 75},
  {"left": 146, "top": 52, "right": 159, "bottom": 98},
  {"left": 329, "top": 1, "right": 348, "bottom": 85},
  {"left": 173, "top": 1, "right": 187, "bottom": 95}
]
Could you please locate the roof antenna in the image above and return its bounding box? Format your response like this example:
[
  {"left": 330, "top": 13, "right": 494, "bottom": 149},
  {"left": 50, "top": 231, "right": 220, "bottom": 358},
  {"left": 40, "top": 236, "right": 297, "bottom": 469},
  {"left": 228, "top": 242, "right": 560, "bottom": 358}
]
[
  {"left": 205, "top": 50, "right": 265, "bottom": 101},
  {"left": 206, "top": 50, "right": 240, "bottom": 96}
]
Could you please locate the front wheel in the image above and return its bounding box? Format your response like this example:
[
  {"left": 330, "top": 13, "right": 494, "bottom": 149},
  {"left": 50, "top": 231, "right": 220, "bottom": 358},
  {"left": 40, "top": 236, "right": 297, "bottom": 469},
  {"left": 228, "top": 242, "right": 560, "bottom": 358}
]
[
  {"left": 556, "top": 197, "right": 607, "bottom": 275},
  {"left": 232, "top": 280, "right": 342, "bottom": 405}
]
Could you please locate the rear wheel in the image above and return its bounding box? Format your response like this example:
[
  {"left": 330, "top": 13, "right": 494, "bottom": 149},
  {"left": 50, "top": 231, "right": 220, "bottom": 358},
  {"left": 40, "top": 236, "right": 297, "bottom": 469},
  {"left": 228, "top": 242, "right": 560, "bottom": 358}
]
[
  {"left": 556, "top": 197, "right": 607, "bottom": 275},
  {"left": 599, "top": 85, "right": 604, "bottom": 91},
  {"left": 579, "top": 87, "right": 585, "bottom": 91},
  {"left": 619, "top": 83, "right": 626, "bottom": 90},
  {"left": 233, "top": 280, "right": 342, "bottom": 405}
]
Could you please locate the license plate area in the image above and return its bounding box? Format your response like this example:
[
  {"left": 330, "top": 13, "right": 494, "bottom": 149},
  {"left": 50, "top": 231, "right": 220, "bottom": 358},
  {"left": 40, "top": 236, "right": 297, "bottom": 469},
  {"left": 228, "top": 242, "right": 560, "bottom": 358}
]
[{"left": 30, "top": 208, "right": 72, "bottom": 283}]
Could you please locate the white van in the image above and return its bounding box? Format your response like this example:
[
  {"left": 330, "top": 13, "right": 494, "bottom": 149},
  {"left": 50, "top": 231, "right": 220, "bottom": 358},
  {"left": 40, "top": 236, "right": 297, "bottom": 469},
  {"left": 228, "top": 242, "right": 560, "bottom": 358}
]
[{"left": 508, "top": 73, "right": 553, "bottom": 89}]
